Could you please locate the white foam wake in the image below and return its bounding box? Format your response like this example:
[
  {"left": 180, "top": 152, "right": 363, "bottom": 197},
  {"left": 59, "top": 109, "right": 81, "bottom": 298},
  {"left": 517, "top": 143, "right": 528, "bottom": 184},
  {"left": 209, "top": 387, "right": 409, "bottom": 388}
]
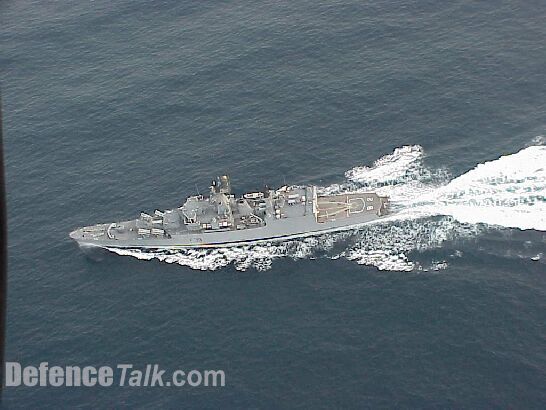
[
  {"left": 106, "top": 140, "right": 546, "bottom": 271},
  {"left": 430, "top": 146, "right": 546, "bottom": 230}
]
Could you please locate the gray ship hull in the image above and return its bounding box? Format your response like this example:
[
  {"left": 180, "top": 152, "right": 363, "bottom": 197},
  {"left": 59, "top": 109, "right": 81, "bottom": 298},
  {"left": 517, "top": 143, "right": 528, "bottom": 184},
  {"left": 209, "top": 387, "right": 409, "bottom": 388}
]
[
  {"left": 70, "top": 181, "right": 389, "bottom": 251},
  {"left": 71, "top": 211, "right": 385, "bottom": 250}
]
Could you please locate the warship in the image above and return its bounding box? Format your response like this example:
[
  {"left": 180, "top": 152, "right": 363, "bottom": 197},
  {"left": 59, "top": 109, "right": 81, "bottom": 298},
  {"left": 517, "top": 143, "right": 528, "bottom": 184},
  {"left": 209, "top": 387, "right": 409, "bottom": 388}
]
[{"left": 70, "top": 176, "right": 389, "bottom": 250}]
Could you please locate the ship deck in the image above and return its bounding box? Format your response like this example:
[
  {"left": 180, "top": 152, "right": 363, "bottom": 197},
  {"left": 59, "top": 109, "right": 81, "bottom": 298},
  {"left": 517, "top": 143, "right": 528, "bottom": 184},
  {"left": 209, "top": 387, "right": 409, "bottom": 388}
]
[{"left": 316, "top": 193, "right": 383, "bottom": 223}]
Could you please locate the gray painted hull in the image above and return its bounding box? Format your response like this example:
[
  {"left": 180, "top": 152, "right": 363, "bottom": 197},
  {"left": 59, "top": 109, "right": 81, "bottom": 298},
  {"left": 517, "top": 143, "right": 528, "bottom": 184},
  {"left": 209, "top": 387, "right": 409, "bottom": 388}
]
[{"left": 72, "top": 211, "right": 385, "bottom": 250}]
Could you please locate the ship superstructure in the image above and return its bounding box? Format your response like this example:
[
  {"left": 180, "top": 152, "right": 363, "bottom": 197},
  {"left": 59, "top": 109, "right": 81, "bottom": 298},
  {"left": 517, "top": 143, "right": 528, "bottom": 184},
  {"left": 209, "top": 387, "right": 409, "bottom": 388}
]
[{"left": 70, "top": 176, "right": 389, "bottom": 249}]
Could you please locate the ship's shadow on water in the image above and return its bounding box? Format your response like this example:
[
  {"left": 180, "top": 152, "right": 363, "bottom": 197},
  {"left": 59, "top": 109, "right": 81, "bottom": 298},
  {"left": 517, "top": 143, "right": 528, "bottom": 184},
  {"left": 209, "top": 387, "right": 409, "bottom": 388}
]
[{"left": 78, "top": 244, "right": 115, "bottom": 262}]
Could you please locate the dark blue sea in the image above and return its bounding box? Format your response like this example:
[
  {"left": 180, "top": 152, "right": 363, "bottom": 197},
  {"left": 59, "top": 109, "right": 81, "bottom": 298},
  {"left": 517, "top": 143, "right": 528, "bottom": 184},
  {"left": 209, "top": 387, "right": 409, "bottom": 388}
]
[{"left": 1, "top": 0, "right": 545, "bottom": 408}]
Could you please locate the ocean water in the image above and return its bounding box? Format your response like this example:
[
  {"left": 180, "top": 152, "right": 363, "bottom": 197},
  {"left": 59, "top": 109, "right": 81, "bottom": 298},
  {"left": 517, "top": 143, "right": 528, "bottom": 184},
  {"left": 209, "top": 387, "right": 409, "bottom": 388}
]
[{"left": 1, "top": 0, "right": 545, "bottom": 408}]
